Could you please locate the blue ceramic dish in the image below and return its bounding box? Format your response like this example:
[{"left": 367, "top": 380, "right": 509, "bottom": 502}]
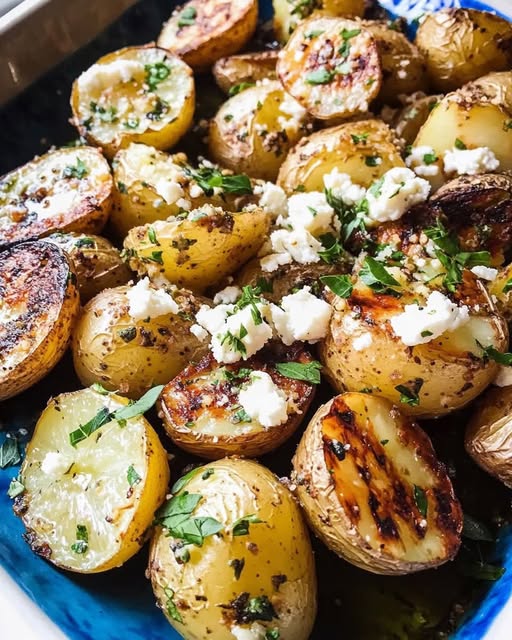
[{"left": 0, "top": 1, "right": 511, "bottom": 638}]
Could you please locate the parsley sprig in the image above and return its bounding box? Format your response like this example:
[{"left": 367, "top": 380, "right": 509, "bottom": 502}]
[{"left": 187, "top": 166, "right": 252, "bottom": 196}]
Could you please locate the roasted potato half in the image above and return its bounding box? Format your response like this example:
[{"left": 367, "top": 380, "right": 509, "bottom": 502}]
[
  {"left": 213, "top": 50, "right": 279, "bottom": 94},
  {"left": 46, "top": 233, "right": 132, "bottom": 304},
  {"left": 0, "top": 241, "right": 80, "bottom": 401},
  {"left": 490, "top": 263, "right": 512, "bottom": 322},
  {"left": 391, "top": 93, "right": 443, "bottom": 146},
  {"left": 273, "top": 0, "right": 365, "bottom": 43},
  {"left": 319, "top": 272, "right": 508, "bottom": 418},
  {"left": 414, "top": 72, "right": 512, "bottom": 172},
  {"left": 292, "top": 393, "right": 463, "bottom": 574},
  {"left": 123, "top": 206, "right": 270, "bottom": 293},
  {"left": 159, "top": 344, "right": 316, "bottom": 459},
  {"left": 157, "top": 0, "right": 258, "bottom": 71},
  {"left": 208, "top": 80, "right": 311, "bottom": 181},
  {"left": 0, "top": 147, "right": 112, "bottom": 246},
  {"left": 72, "top": 283, "right": 209, "bottom": 399},
  {"left": 277, "top": 16, "right": 382, "bottom": 120},
  {"left": 465, "top": 385, "right": 512, "bottom": 489},
  {"left": 15, "top": 386, "right": 170, "bottom": 573},
  {"left": 277, "top": 119, "right": 404, "bottom": 193},
  {"left": 415, "top": 9, "right": 512, "bottom": 92},
  {"left": 71, "top": 46, "right": 194, "bottom": 159},
  {"left": 150, "top": 458, "right": 317, "bottom": 640}
]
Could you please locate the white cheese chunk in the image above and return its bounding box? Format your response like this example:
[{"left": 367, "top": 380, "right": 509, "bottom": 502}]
[
  {"left": 389, "top": 290, "right": 470, "bottom": 347},
  {"left": 77, "top": 60, "right": 144, "bottom": 94},
  {"left": 190, "top": 323, "right": 208, "bottom": 341},
  {"left": 260, "top": 252, "right": 292, "bottom": 273},
  {"left": 238, "top": 370, "right": 289, "bottom": 427},
  {"left": 41, "top": 451, "right": 72, "bottom": 477},
  {"left": 270, "top": 228, "right": 323, "bottom": 264},
  {"left": 254, "top": 181, "right": 288, "bottom": 219},
  {"left": 285, "top": 191, "right": 338, "bottom": 235},
  {"left": 323, "top": 168, "right": 366, "bottom": 205},
  {"left": 213, "top": 285, "right": 242, "bottom": 305},
  {"left": 231, "top": 623, "right": 267, "bottom": 640},
  {"left": 271, "top": 286, "right": 332, "bottom": 345},
  {"left": 126, "top": 277, "right": 179, "bottom": 321},
  {"left": 352, "top": 332, "right": 373, "bottom": 351},
  {"left": 494, "top": 365, "right": 512, "bottom": 387},
  {"left": 443, "top": 147, "right": 500, "bottom": 176},
  {"left": 405, "top": 146, "right": 440, "bottom": 177},
  {"left": 470, "top": 266, "right": 498, "bottom": 281}
]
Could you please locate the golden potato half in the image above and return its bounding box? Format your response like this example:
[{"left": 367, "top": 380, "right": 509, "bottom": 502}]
[
  {"left": 415, "top": 8, "right": 512, "bottom": 92},
  {"left": 292, "top": 393, "right": 463, "bottom": 575},
  {"left": 150, "top": 458, "right": 317, "bottom": 640},
  {"left": 391, "top": 93, "right": 443, "bottom": 146},
  {"left": 159, "top": 344, "right": 317, "bottom": 459},
  {"left": 71, "top": 46, "right": 194, "bottom": 158},
  {"left": 124, "top": 206, "right": 270, "bottom": 293},
  {"left": 72, "top": 284, "right": 209, "bottom": 399},
  {"left": 15, "top": 386, "right": 170, "bottom": 573},
  {"left": 158, "top": 0, "right": 258, "bottom": 71},
  {"left": 320, "top": 274, "right": 508, "bottom": 418},
  {"left": 465, "top": 385, "right": 512, "bottom": 489},
  {"left": 208, "top": 80, "right": 311, "bottom": 182},
  {"left": 46, "top": 233, "right": 132, "bottom": 303},
  {"left": 277, "top": 16, "right": 382, "bottom": 120},
  {"left": 213, "top": 51, "right": 278, "bottom": 94},
  {"left": 277, "top": 119, "right": 404, "bottom": 193},
  {"left": 0, "top": 241, "right": 80, "bottom": 402},
  {"left": 0, "top": 146, "right": 112, "bottom": 246}
]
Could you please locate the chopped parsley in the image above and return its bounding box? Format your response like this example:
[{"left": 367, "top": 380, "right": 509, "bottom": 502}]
[
  {"left": 503, "top": 278, "right": 512, "bottom": 294},
  {"left": 118, "top": 327, "right": 137, "bottom": 343},
  {"left": 395, "top": 378, "right": 424, "bottom": 406},
  {"left": 148, "top": 227, "right": 159, "bottom": 245},
  {"left": 360, "top": 256, "right": 401, "bottom": 296},
  {"left": 71, "top": 524, "right": 89, "bottom": 554},
  {"left": 230, "top": 558, "right": 245, "bottom": 580},
  {"left": 275, "top": 360, "right": 322, "bottom": 384},
  {"left": 163, "top": 586, "right": 183, "bottom": 623},
  {"left": 232, "top": 514, "right": 265, "bottom": 536},
  {"left": 155, "top": 491, "right": 223, "bottom": 546},
  {"left": 454, "top": 138, "right": 467, "bottom": 150},
  {"left": 63, "top": 157, "right": 88, "bottom": 179},
  {"left": 305, "top": 68, "right": 334, "bottom": 85},
  {"left": 7, "top": 476, "right": 24, "bottom": 499},
  {"left": 0, "top": 437, "right": 21, "bottom": 469},
  {"left": 177, "top": 5, "right": 197, "bottom": 27},
  {"left": 144, "top": 62, "right": 171, "bottom": 92},
  {"left": 123, "top": 116, "right": 140, "bottom": 129},
  {"left": 148, "top": 250, "right": 164, "bottom": 264},
  {"left": 127, "top": 465, "right": 142, "bottom": 487},
  {"left": 477, "top": 342, "right": 512, "bottom": 366},
  {"left": 413, "top": 485, "right": 428, "bottom": 518},
  {"left": 75, "top": 237, "right": 95, "bottom": 249},
  {"left": 365, "top": 155, "right": 381, "bottom": 167},
  {"left": 221, "top": 326, "right": 248, "bottom": 356},
  {"left": 232, "top": 408, "right": 252, "bottom": 424},
  {"left": 351, "top": 133, "right": 369, "bottom": 145},
  {"left": 320, "top": 274, "right": 353, "bottom": 298},
  {"left": 187, "top": 166, "right": 252, "bottom": 196},
  {"left": 318, "top": 233, "right": 344, "bottom": 264},
  {"left": 228, "top": 82, "right": 256, "bottom": 96},
  {"left": 423, "top": 152, "right": 438, "bottom": 165}
]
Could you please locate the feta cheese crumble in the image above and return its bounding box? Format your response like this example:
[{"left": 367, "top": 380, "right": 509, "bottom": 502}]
[
  {"left": 213, "top": 285, "right": 242, "bottom": 305},
  {"left": 254, "top": 181, "right": 288, "bottom": 219},
  {"left": 231, "top": 623, "right": 267, "bottom": 640},
  {"left": 126, "top": 277, "right": 179, "bottom": 321},
  {"left": 260, "top": 252, "right": 292, "bottom": 273},
  {"left": 405, "top": 146, "right": 440, "bottom": 177},
  {"left": 285, "top": 191, "right": 338, "bottom": 236},
  {"left": 190, "top": 323, "right": 208, "bottom": 341},
  {"left": 389, "top": 290, "right": 470, "bottom": 347},
  {"left": 352, "top": 332, "right": 373, "bottom": 351},
  {"left": 443, "top": 147, "right": 500, "bottom": 176},
  {"left": 238, "top": 371, "right": 289, "bottom": 427},
  {"left": 365, "top": 168, "right": 431, "bottom": 227},
  {"left": 269, "top": 228, "right": 323, "bottom": 264},
  {"left": 271, "top": 286, "right": 332, "bottom": 345},
  {"left": 494, "top": 365, "right": 512, "bottom": 387},
  {"left": 323, "top": 168, "right": 366, "bottom": 205},
  {"left": 41, "top": 452, "right": 72, "bottom": 477},
  {"left": 470, "top": 266, "right": 498, "bottom": 281}
]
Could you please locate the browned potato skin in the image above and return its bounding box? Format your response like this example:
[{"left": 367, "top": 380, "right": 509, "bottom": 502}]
[
  {"left": 391, "top": 94, "right": 443, "bottom": 146},
  {"left": 466, "top": 386, "right": 512, "bottom": 489},
  {"left": 490, "top": 263, "right": 512, "bottom": 322},
  {"left": 159, "top": 344, "right": 316, "bottom": 459},
  {"left": 158, "top": 0, "right": 258, "bottom": 71},
  {"left": 292, "top": 393, "right": 463, "bottom": 574},
  {"left": 45, "top": 233, "right": 132, "bottom": 304},
  {"left": 0, "top": 241, "right": 80, "bottom": 401},
  {"left": 213, "top": 50, "right": 279, "bottom": 93},
  {"left": 415, "top": 9, "right": 512, "bottom": 92},
  {"left": 72, "top": 286, "right": 209, "bottom": 399}
]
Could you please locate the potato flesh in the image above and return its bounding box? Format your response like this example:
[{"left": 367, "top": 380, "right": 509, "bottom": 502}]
[{"left": 18, "top": 387, "right": 170, "bottom": 573}]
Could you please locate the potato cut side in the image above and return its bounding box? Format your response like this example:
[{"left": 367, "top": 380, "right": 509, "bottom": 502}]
[
  {"left": 71, "top": 46, "right": 195, "bottom": 158},
  {"left": 15, "top": 386, "right": 170, "bottom": 573},
  {"left": 0, "top": 147, "right": 112, "bottom": 246},
  {"left": 157, "top": 0, "right": 258, "bottom": 71},
  {"left": 277, "top": 16, "right": 382, "bottom": 120},
  {"left": 0, "top": 241, "right": 80, "bottom": 401},
  {"left": 159, "top": 345, "right": 316, "bottom": 459},
  {"left": 292, "top": 393, "right": 463, "bottom": 575},
  {"left": 213, "top": 51, "right": 278, "bottom": 94}
]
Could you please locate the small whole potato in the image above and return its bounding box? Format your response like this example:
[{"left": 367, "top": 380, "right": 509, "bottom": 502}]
[
  {"left": 392, "top": 93, "right": 443, "bottom": 146},
  {"left": 213, "top": 51, "right": 278, "bottom": 94},
  {"left": 208, "top": 80, "right": 311, "bottom": 181},
  {"left": 149, "top": 458, "right": 317, "bottom": 639},
  {"left": 415, "top": 8, "right": 512, "bottom": 92}
]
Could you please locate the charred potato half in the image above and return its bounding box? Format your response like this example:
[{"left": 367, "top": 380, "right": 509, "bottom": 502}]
[
  {"left": 157, "top": 0, "right": 258, "bottom": 71},
  {"left": 123, "top": 206, "right": 270, "bottom": 293},
  {"left": 150, "top": 458, "right": 317, "bottom": 640},
  {"left": 72, "top": 284, "right": 209, "bottom": 399},
  {"left": 277, "top": 16, "right": 382, "bottom": 120},
  {"left": 292, "top": 393, "right": 462, "bottom": 574},
  {"left": 278, "top": 119, "right": 404, "bottom": 193},
  {"left": 465, "top": 385, "right": 512, "bottom": 489},
  {"left": 0, "top": 147, "right": 112, "bottom": 246},
  {"left": 71, "top": 46, "right": 194, "bottom": 158},
  {"left": 159, "top": 345, "right": 316, "bottom": 459},
  {"left": 213, "top": 50, "right": 279, "bottom": 94},
  {"left": 391, "top": 93, "right": 443, "bottom": 146},
  {"left": 415, "top": 9, "right": 512, "bottom": 92},
  {"left": 0, "top": 241, "right": 80, "bottom": 401},
  {"left": 46, "top": 233, "right": 132, "bottom": 304},
  {"left": 208, "top": 80, "right": 311, "bottom": 182}
]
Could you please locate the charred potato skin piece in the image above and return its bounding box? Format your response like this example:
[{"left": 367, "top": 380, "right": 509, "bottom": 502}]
[
  {"left": 45, "top": 233, "right": 132, "bottom": 304},
  {"left": 213, "top": 51, "right": 279, "bottom": 94},
  {"left": 0, "top": 241, "right": 80, "bottom": 401},
  {"left": 277, "top": 119, "right": 404, "bottom": 193},
  {"left": 292, "top": 393, "right": 463, "bottom": 575},
  {"left": 415, "top": 9, "right": 512, "bottom": 92},
  {"left": 465, "top": 386, "right": 512, "bottom": 489},
  {"left": 157, "top": 0, "right": 258, "bottom": 71},
  {"left": 277, "top": 17, "right": 382, "bottom": 120},
  {"left": 159, "top": 344, "right": 316, "bottom": 459},
  {"left": 0, "top": 147, "right": 112, "bottom": 247},
  {"left": 72, "top": 285, "right": 209, "bottom": 399},
  {"left": 391, "top": 94, "right": 443, "bottom": 146}
]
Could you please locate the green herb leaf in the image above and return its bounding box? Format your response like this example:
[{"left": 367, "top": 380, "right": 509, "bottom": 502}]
[
  {"left": 232, "top": 514, "right": 265, "bottom": 536},
  {"left": 230, "top": 558, "right": 245, "bottom": 580},
  {"left": 413, "top": 485, "right": 428, "bottom": 517},
  {"left": 71, "top": 524, "right": 89, "bottom": 554},
  {"left": 117, "top": 181, "right": 128, "bottom": 194},
  {"left": 228, "top": 81, "right": 256, "bottom": 96},
  {"left": 351, "top": 133, "right": 368, "bottom": 145},
  {"left": 503, "top": 278, "right": 512, "bottom": 294},
  {"left": 454, "top": 138, "right": 467, "bottom": 150},
  {"left": 63, "top": 157, "right": 88, "bottom": 180},
  {"left": 365, "top": 155, "right": 381, "bottom": 167},
  {"left": 114, "top": 385, "right": 164, "bottom": 422},
  {"left": 124, "top": 116, "right": 140, "bottom": 129},
  {"left": 0, "top": 437, "right": 21, "bottom": 469},
  {"left": 266, "top": 630, "right": 280, "bottom": 640},
  {"left": 318, "top": 233, "right": 344, "bottom": 264},
  {"left": 127, "top": 465, "right": 142, "bottom": 487},
  {"left": 7, "top": 476, "right": 24, "bottom": 498},
  {"left": 341, "top": 27, "right": 361, "bottom": 40},
  {"left": 201, "top": 468, "right": 214, "bottom": 480},
  {"left": 221, "top": 329, "right": 247, "bottom": 356},
  {"left": 424, "top": 219, "right": 459, "bottom": 256},
  {"left": 69, "top": 406, "right": 113, "bottom": 447},
  {"left": 458, "top": 560, "right": 505, "bottom": 581},
  {"left": 395, "top": 378, "right": 424, "bottom": 407},
  {"left": 305, "top": 29, "right": 324, "bottom": 39},
  {"left": 232, "top": 408, "right": 252, "bottom": 424},
  {"left": 320, "top": 274, "right": 353, "bottom": 298},
  {"left": 147, "top": 96, "right": 169, "bottom": 120},
  {"left": 118, "top": 326, "right": 137, "bottom": 343},
  {"left": 423, "top": 152, "right": 438, "bottom": 165},
  {"left": 477, "top": 342, "right": 512, "bottom": 366},
  {"left": 163, "top": 586, "right": 183, "bottom": 623},
  {"left": 305, "top": 68, "right": 334, "bottom": 85},
  {"left": 148, "top": 250, "right": 164, "bottom": 264},
  {"left": 188, "top": 166, "right": 252, "bottom": 196},
  {"left": 148, "top": 227, "right": 159, "bottom": 245},
  {"left": 171, "top": 467, "right": 201, "bottom": 494},
  {"left": 144, "top": 62, "right": 171, "bottom": 92},
  {"left": 462, "top": 514, "right": 494, "bottom": 542},
  {"left": 156, "top": 491, "right": 223, "bottom": 546},
  {"left": 75, "top": 237, "right": 95, "bottom": 249},
  {"left": 360, "top": 256, "right": 401, "bottom": 294},
  {"left": 245, "top": 596, "right": 278, "bottom": 622},
  {"left": 275, "top": 361, "right": 322, "bottom": 384}
]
